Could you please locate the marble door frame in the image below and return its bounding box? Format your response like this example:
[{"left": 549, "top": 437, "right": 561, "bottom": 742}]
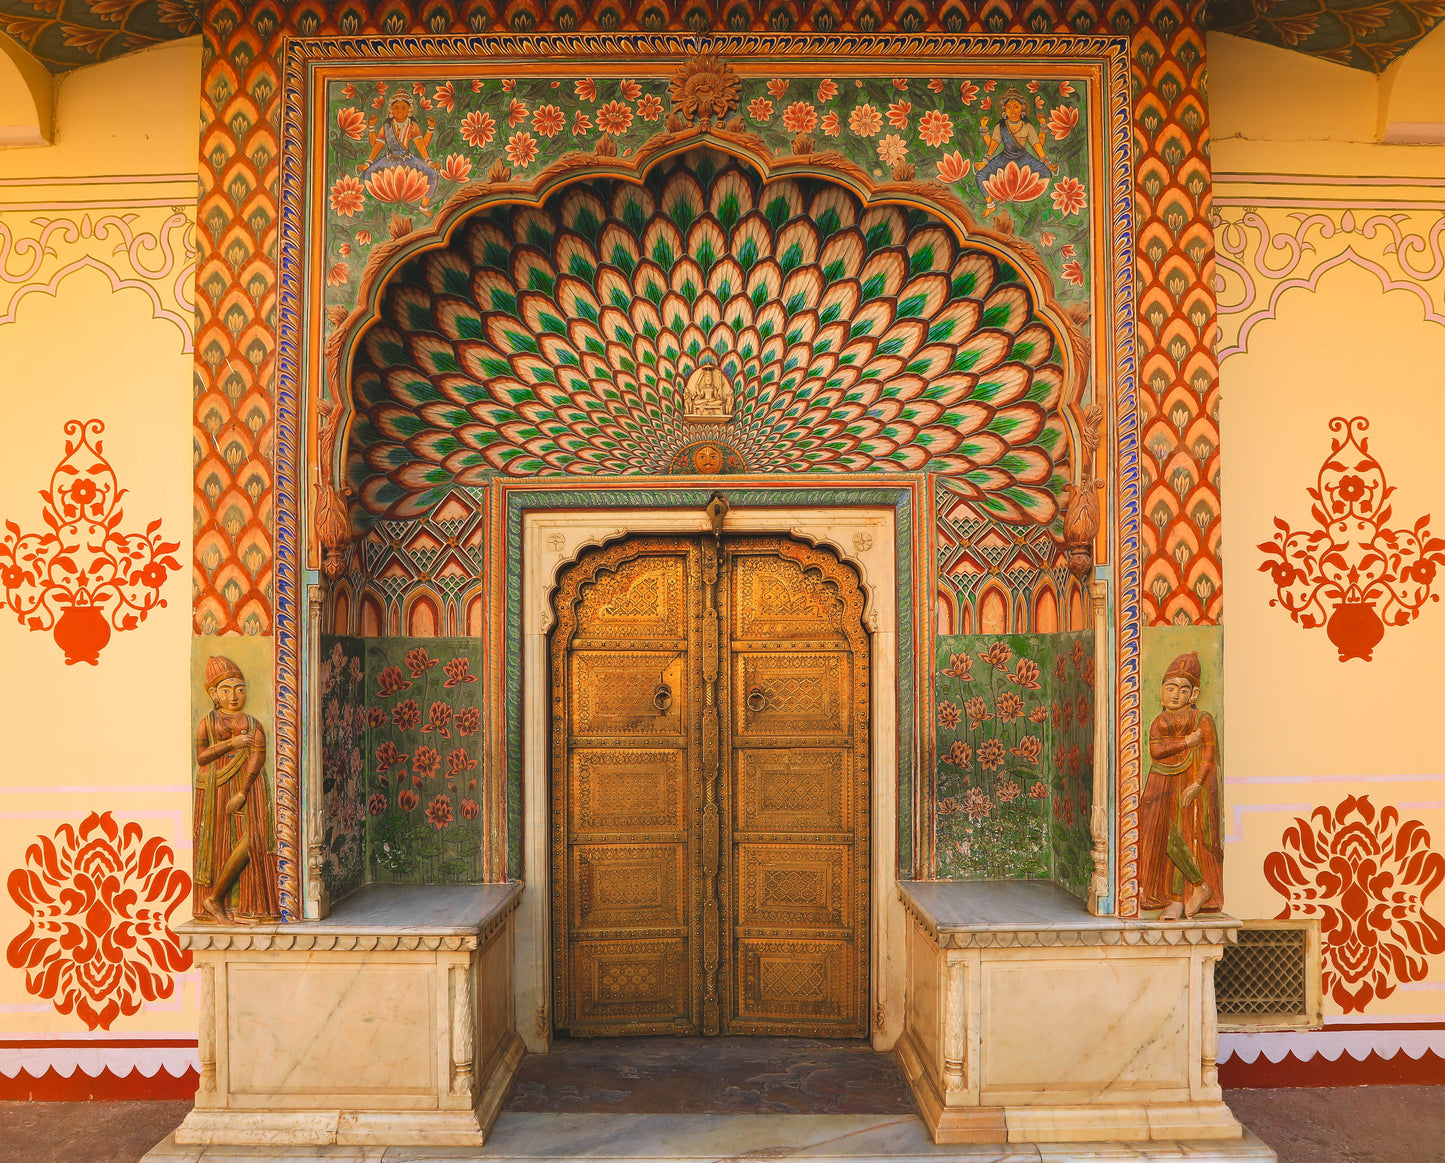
[{"left": 515, "top": 501, "right": 903, "bottom": 1053}]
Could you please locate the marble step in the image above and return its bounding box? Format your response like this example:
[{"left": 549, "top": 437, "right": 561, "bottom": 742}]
[{"left": 143, "top": 1113, "right": 1278, "bottom": 1162}]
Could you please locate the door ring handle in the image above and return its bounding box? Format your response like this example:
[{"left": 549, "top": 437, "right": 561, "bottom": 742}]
[
  {"left": 653, "top": 683, "right": 673, "bottom": 713},
  {"left": 746, "top": 685, "right": 767, "bottom": 713}
]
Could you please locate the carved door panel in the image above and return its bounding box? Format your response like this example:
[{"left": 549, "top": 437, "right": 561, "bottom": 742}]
[
  {"left": 551, "top": 539, "right": 702, "bottom": 1036},
  {"left": 726, "top": 539, "right": 870, "bottom": 1036},
  {"left": 552, "top": 533, "right": 868, "bottom": 1039}
]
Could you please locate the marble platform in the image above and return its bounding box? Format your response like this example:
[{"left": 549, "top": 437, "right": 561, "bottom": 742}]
[
  {"left": 143, "top": 1114, "right": 1278, "bottom": 1161},
  {"left": 174, "top": 883, "right": 524, "bottom": 1148},
  {"left": 896, "top": 881, "right": 1242, "bottom": 1145}
]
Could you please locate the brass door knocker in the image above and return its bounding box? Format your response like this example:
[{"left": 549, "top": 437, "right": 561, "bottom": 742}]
[
  {"left": 746, "top": 685, "right": 767, "bottom": 712},
  {"left": 653, "top": 682, "right": 673, "bottom": 713}
]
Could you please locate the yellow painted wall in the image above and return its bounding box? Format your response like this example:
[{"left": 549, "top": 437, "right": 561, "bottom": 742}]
[
  {"left": 1212, "top": 30, "right": 1445, "bottom": 1025},
  {"left": 0, "top": 39, "right": 202, "bottom": 1050}
]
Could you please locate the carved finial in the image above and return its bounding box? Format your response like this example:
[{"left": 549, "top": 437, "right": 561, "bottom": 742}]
[{"left": 314, "top": 397, "right": 354, "bottom": 580}]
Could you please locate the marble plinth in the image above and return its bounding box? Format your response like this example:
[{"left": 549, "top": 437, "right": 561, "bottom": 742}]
[
  {"left": 143, "top": 1114, "right": 1278, "bottom": 1161},
  {"left": 174, "top": 884, "right": 524, "bottom": 1149},
  {"left": 897, "top": 882, "right": 1243, "bottom": 1147}
]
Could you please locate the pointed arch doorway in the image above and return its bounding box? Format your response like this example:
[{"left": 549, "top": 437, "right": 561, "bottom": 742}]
[{"left": 548, "top": 531, "right": 871, "bottom": 1038}]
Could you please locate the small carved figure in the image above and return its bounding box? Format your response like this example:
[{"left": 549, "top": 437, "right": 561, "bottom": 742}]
[
  {"left": 683, "top": 365, "right": 734, "bottom": 421},
  {"left": 194, "top": 656, "right": 279, "bottom": 924},
  {"left": 1140, "top": 651, "right": 1221, "bottom": 918}
]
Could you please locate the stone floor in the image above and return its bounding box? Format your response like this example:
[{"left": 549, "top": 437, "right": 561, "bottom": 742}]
[
  {"left": 4, "top": 1085, "right": 1444, "bottom": 1162},
  {"left": 504, "top": 1036, "right": 917, "bottom": 1115}
]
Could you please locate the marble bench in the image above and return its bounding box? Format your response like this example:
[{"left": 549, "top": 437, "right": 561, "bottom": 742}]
[
  {"left": 896, "top": 880, "right": 1243, "bottom": 1146},
  {"left": 173, "top": 882, "right": 524, "bottom": 1148}
]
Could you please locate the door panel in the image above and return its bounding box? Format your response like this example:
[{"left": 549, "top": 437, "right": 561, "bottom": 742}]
[
  {"left": 552, "top": 540, "right": 699, "bottom": 1036},
  {"left": 552, "top": 533, "right": 868, "bottom": 1039}
]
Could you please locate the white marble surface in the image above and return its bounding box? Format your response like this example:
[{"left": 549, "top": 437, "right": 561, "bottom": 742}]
[
  {"left": 179, "top": 883, "right": 522, "bottom": 938},
  {"left": 143, "top": 1119, "right": 1278, "bottom": 1161},
  {"left": 899, "top": 882, "right": 1240, "bottom": 936}
]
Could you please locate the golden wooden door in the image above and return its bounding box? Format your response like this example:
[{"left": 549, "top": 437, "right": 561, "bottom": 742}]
[{"left": 551, "top": 534, "right": 869, "bottom": 1038}]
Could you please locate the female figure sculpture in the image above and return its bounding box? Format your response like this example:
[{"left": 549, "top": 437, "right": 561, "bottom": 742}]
[
  {"left": 1140, "top": 651, "right": 1222, "bottom": 919},
  {"left": 194, "top": 655, "right": 279, "bottom": 923}
]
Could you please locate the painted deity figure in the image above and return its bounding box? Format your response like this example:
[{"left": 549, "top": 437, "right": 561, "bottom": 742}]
[
  {"left": 194, "top": 656, "right": 279, "bottom": 923},
  {"left": 1140, "top": 651, "right": 1222, "bottom": 918},
  {"left": 358, "top": 92, "right": 439, "bottom": 209},
  {"left": 683, "top": 365, "right": 734, "bottom": 421},
  {"left": 975, "top": 87, "right": 1058, "bottom": 215}
]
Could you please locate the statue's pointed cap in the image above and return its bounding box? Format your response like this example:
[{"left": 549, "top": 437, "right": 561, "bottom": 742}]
[
  {"left": 205, "top": 654, "right": 244, "bottom": 691},
  {"left": 1163, "top": 651, "right": 1201, "bottom": 686}
]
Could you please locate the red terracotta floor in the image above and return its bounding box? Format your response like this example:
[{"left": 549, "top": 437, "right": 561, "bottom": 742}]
[{"left": 4, "top": 1086, "right": 1445, "bottom": 1162}]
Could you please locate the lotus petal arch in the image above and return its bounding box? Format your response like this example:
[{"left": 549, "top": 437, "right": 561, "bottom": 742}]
[{"left": 347, "top": 150, "right": 1073, "bottom": 526}]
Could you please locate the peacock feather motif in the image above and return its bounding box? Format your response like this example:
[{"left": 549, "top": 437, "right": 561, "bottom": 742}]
[{"left": 348, "top": 149, "right": 1073, "bottom": 526}]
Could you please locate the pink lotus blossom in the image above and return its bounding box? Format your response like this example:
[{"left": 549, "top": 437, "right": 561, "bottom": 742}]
[
  {"left": 918, "top": 108, "right": 953, "bottom": 147},
  {"left": 438, "top": 153, "right": 472, "bottom": 182},
  {"left": 596, "top": 100, "right": 633, "bottom": 135},
  {"left": 782, "top": 101, "right": 817, "bottom": 134},
  {"left": 337, "top": 107, "right": 366, "bottom": 140},
  {"left": 980, "top": 160, "right": 1049, "bottom": 204},
  {"left": 460, "top": 110, "right": 496, "bottom": 148},
  {"left": 363, "top": 165, "right": 430, "bottom": 205},
  {"left": 505, "top": 131, "right": 538, "bottom": 168},
  {"left": 849, "top": 103, "right": 881, "bottom": 137},
  {"left": 877, "top": 133, "right": 908, "bottom": 166},
  {"left": 936, "top": 151, "right": 970, "bottom": 183},
  {"left": 1047, "top": 105, "right": 1079, "bottom": 140},
  {"left": 531, "top": 103, "right": 565, "bottom": 138},
  {"left": 329, "top": 174, "right": 365, "bottom": 216},
  {"left": 1051, "top": 175, "right": 1086, "bottom": 215}
]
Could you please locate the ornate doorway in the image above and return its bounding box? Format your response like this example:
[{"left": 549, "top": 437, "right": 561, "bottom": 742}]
[{"left": 549, "top": 533, "right": 870, "bottom": 1038}]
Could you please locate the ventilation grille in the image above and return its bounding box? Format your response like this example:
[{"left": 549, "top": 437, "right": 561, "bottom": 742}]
[{"left": 1217, "top": 924, "right": 1315, "bottom": 1029}]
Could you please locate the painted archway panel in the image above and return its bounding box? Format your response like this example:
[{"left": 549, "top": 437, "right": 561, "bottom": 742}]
[
  {"left": 321, "top": 68, "right": 1093, "bottom": 330},
  {"left": 346, "top": 149, "right": 1076, "bottom": 530}
]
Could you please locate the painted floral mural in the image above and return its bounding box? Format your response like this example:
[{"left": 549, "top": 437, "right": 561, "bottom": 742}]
[
  {"left": 363, "top": 638, "right": 485, "bottom": 883},
  {"left": 320, "top": 636, "right": 366, "bottom": 898},
  {"left": 322, "top": 70, "right": 1092, "bottom": 315},
  {"left": 932, "top": 631, "right": 1093, "bottom": 894}
]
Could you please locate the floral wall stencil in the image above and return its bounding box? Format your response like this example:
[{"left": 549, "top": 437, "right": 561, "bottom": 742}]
[
  {"left": 1259, "top": 416, "right": 1445, "bottom": 661},
  {"left": 1266, "top": 795, "right": 1445, "bottom": 1014},
  {"left": 363, "top": 638, "right": 485, "bottom": 884},
  {"left": 6, "top": 813, "right": 193, "bottom": 1031},
  {"left": 0, "top": 420, "right": 181, "bottom": 665}
]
